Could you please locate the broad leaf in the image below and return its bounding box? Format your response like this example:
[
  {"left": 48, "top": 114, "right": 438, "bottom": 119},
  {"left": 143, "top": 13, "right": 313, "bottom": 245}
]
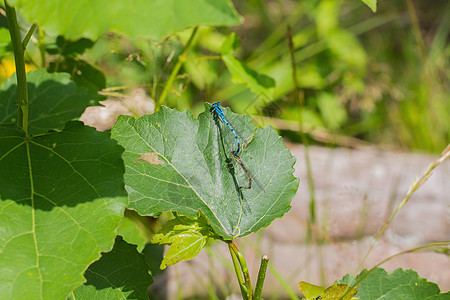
[
  {"left": 71, "top": 236, "right": 152, "bottom": 300},
  {"left": 340, "top": 268, "right": 450, "bottom": 299},
  {"left": 0, "top": 69, "right": 97, "bottom": 134},
  {"left": 0, "top": 122, "right": 127, "bottom": 299},
  {"left": 111, "top": 104, "right": 299, "bottom": 239},
  {"left": 361, "top": 0, "right": 377, "bottom": 12},
  {"left": 48, "top": 58, "right": 106, "bottom": 95},
  {"left": 221, "top": 33, "right": 276, "bottom": 99},
  {"left": 48, "top": 36, "right": 95, "bottom": 56},
  {"left": 10, "top": 0, "right": 242, "bottom": 40},
  {"left": 151, "top": 216, "right": 215, "bottom": 269}
]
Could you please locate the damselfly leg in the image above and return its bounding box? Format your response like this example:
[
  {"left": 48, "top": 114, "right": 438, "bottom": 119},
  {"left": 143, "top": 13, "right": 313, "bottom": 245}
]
[{"left": 231, "top": 152, "right": 265, "bottom": 191}]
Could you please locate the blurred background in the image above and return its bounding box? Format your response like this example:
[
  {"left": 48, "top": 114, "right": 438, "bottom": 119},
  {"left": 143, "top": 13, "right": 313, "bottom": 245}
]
[{"left": 1, "top": 0, "right": 449, "bottom": 152}]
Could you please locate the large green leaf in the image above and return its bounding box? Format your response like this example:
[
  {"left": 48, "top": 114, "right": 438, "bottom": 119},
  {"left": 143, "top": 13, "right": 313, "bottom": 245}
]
[
  {"left": 0, "top": 122, "right": 127, "bottom": 299},
  {"left": 0, "top": 69, "right": 97, "bottom": 135},
  {"left": 340, "top": 268, "right": 450, "bottom": 299},
  {"left": 9, "top": 0, "right": 242, "bottom": 41},
  {"left": 71, "top": 236, "right": 152, "bottom": 300},
  {"left": 111, "top": 104, "right": 299, "bottom": 239}
]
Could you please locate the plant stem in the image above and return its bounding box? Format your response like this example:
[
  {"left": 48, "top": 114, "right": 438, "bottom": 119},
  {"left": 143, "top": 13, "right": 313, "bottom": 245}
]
[
  {"left": 22, "top": 23, "right": 37, "bottom": 50},
  {"left": 228, "top": 241, "right": 253, "bottom": 299},
  {"left": 156, "top": 26, "right": 198, "bottom": 110},
  {"left": 4, "top": 0, "right": 29, "bottom": 135},
  {"left": 38, "top": 26, "right": 46, "bottom": 68},
  {"left": 229, "top": 243, "right": 248, "bottom": 299},
  {"left": 287, "top": 24, "right": 317, "bottom": 241},
  {"left": 253, "top": 255, "right": 269, "bottom": 299}
]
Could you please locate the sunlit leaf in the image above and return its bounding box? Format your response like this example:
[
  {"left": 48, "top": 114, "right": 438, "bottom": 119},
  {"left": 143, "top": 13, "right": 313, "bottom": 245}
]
[
  {"left": 361, "top": 0, "right": 377, "bottom": 12},
  {"left": 151, "top": 216, "right": 214, "bottom": 269},
  {"left": 340, "top": 268, "right": 450, "bottom": 299},
  {"left": 316, "top": 92, "right": 348, "bottom": 130},
  {"left": 10, "top": 0, "right": 243, "bottom": 40},
  {"left": 0, "top": 122, "right": 128, "bottom": 299},
  {"left": 221, "top": 34, "right": 276, "bottom": 99},
  {"left": 299, "top": 282, "right": 357, "bottom": 300},
  {"left": 111, "top": 104, "right": 299, "bottom": 239},
  {"left": 299, "top": 281, "right": 325, "bottom": 298}
]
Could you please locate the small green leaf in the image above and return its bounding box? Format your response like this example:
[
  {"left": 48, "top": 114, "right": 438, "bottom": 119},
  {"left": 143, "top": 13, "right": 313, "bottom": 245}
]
[
  {"left": 221, "top": 32, "right": 240, "bottom": 55},
  {"left": 361, "top": 0, "right": 377, "bottom": 12},
  {"left": 316, "top": 0, "right": 339, "bottom": 37},
  {"left": 0, "top": 69, "right": 97, "bottom": 134},
  {"left": 71, "top": 236, "right": 152, "bottom": 300},
  {"left": 0, "top": 27, "right": 12, "bottom": 57},
  {"left": 299, "top": 281, "right": 325, "bottom": 298},
  {"left": 222, "top": 54, "right": 276, "bottom": 99},
  {"left": 152, "top": 216, "right": 214, "bottom": 269},
  {"left": 299, "top": 282, "right": 357, "bottom": 300},
  {"left": 221, "top": 33, "right": 276, "bottom": 99},
  {"left": 56, "top": 36, "right": 95, "bottom": 56},
  {"left": 316, "top": 92, "right": 348, "bottom": 130},
  {"left": 340, "top": 268, "right": 449, "bottom": 299},
  {"left": 322, "top": 283, "right": 357, "bottom": 299},
  {"left": 327, "top": 30, "right": 367, "bottom": 70},
  {"left": 48, "top": 58, "right": 106, "bottom": 95},
  {"left": 0, "top": 122, "right": 127, "bottom": 299},
  {"left": 10, "top": 0, "right": 243, "bottom": 40},
  {"left": 111, "top": 104, "right": 299, "bottom": 239}
]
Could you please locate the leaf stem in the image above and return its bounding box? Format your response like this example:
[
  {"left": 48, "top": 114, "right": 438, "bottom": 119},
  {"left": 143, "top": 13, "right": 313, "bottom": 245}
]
[
  {"left": 38, "top": 27, "right": 46, "bottom": 68},
  {"left": 253, "top": 255, "right": 269, "bottom": 299},
  {"left": 156, "top": 26, "right": 198, "bottom": 110},
  {"left": 4, "top": 0, "right": 29, "bottom": 135},
  {"left": 22, "top": 23, "right": 37, "bottom": 50},
  {"left": 287, "top": 25, "right": 317, "bottom": 241},
  {"left": 228, "top": 241, "right": 253, "bottom": 299}
]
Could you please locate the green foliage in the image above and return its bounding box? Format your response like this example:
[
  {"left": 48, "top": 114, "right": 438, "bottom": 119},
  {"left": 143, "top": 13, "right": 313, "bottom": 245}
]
[
  {"left": 221, "top": 33, "right": 276, "bottom": 100},
  {"left": 0, "top": 28, "right": 12, "bottom": 57},
  {"left": 71, "top": 236, "right": 152, "bottom": 300},
  {"left": 340, "top": 268, "right": 450, "bottom": 299},
  {"left": 111, "top": 104, "right": 299, "bottom": 239},
  {"left": 0, "top": 121, "right": 128, "bottom": 299},
  {"left": 299, "top": 281, "right": 357, "bottom": 300},
  {"left": 316, "top": 92, "right": 348, "bottom": 130},
  {"left": 1, "top": 0, "right": 448, "bottom": 298},
  {"left": 151, "top": 215, "right": 216, "bottom": 269},
  {"left": 0, "top": 69, "right": 97, "bottom": 134},
  {"left": 10, "top": 0, "right": 242, "bottom": 40},
  {"left": 361, "top": 0, "right": 377, "bottom": 12}
]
